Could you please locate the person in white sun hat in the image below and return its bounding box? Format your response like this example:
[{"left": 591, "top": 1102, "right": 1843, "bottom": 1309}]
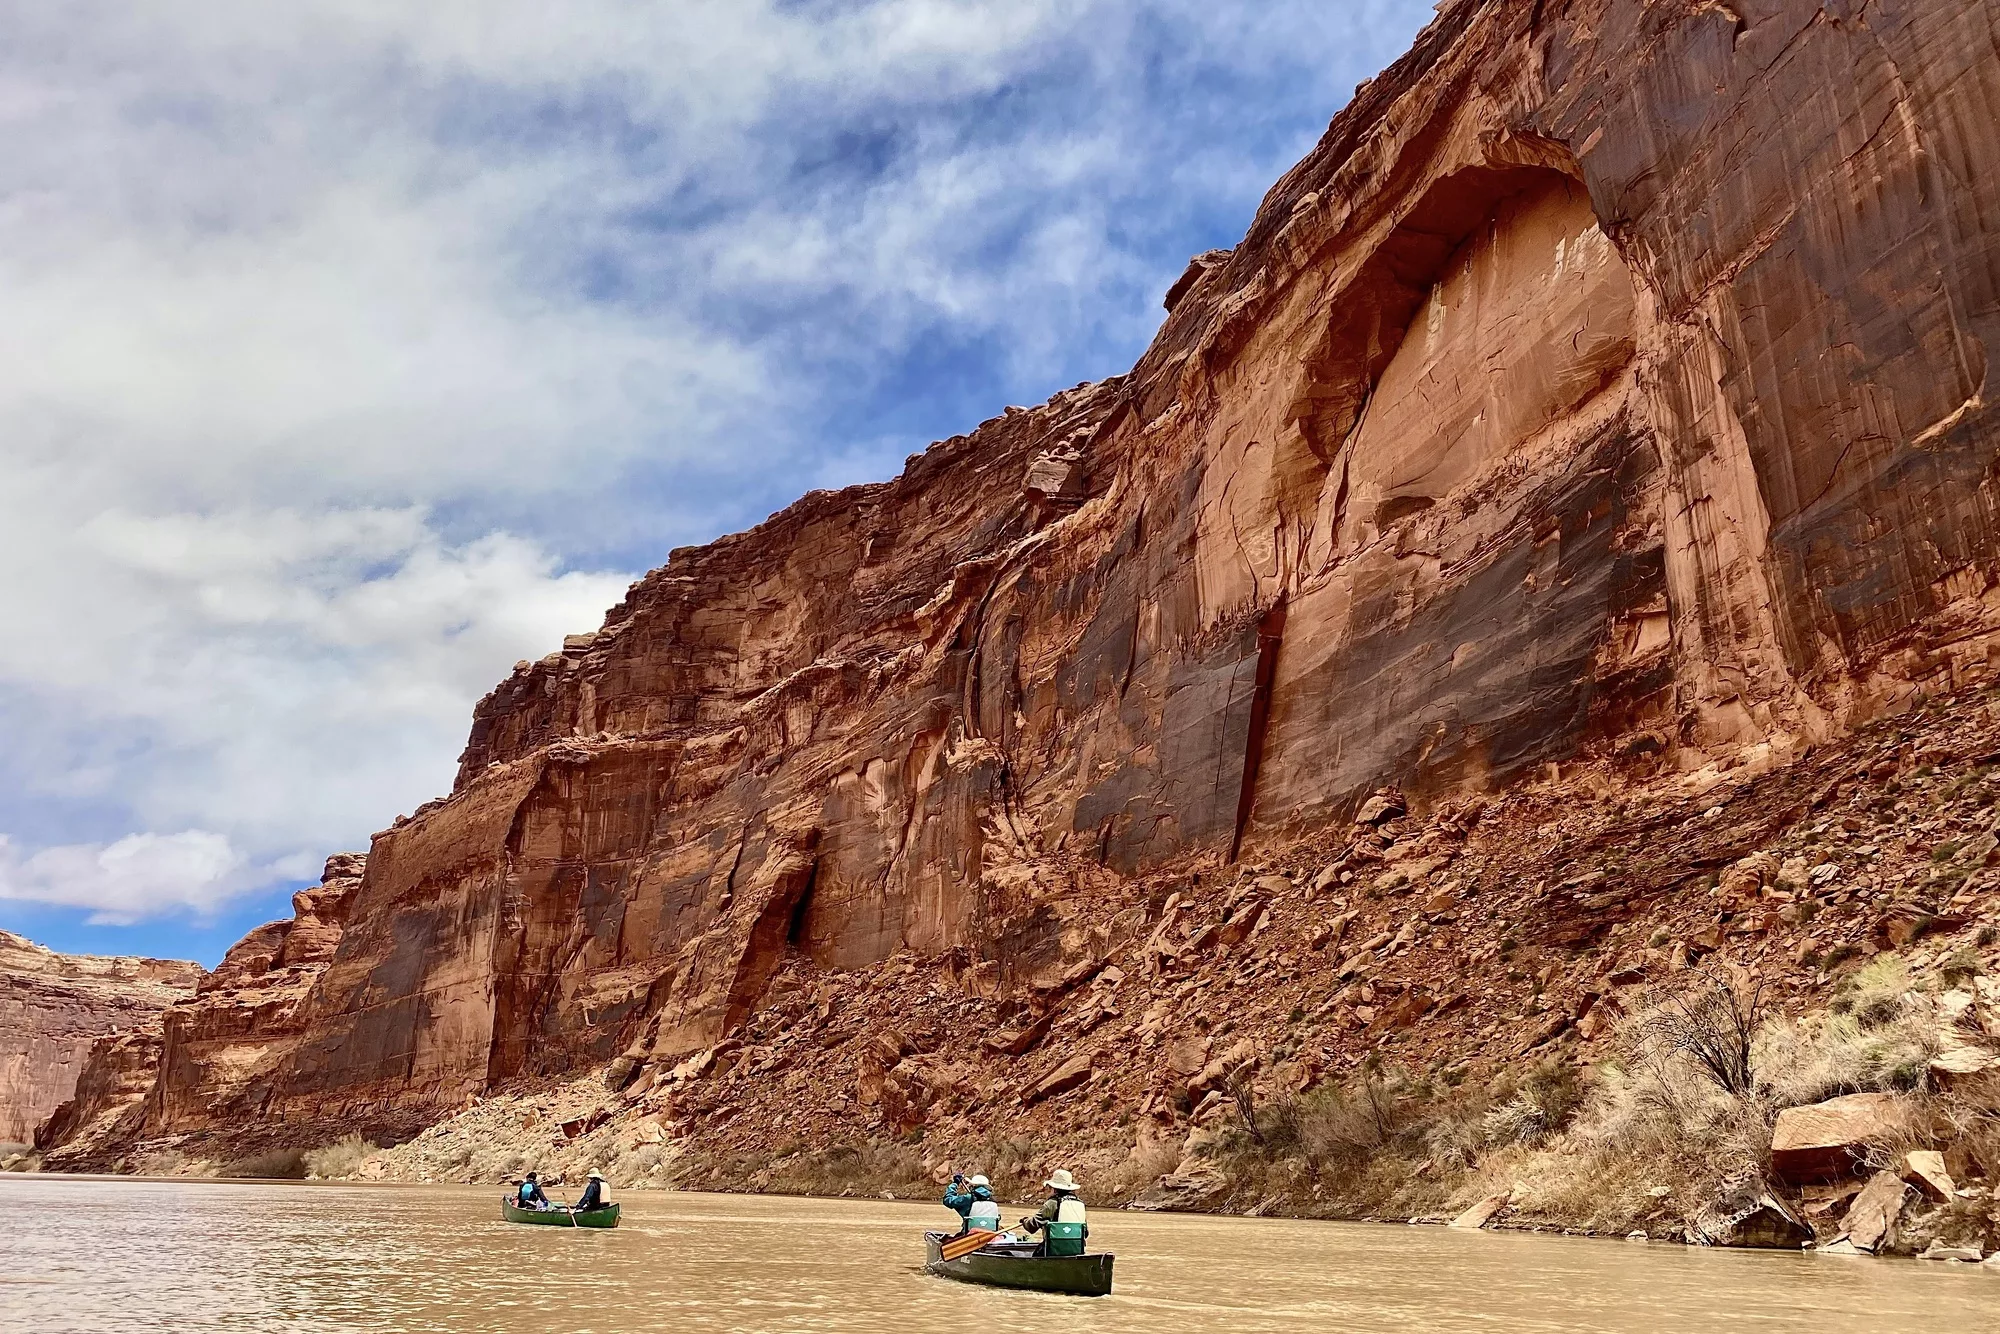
[
  {"left": 573, "top": 1168, "right": 609, "bottom": 1213},
  {"left": 1018, "top": 1168, "right": 1088, "bottom": 1256}
]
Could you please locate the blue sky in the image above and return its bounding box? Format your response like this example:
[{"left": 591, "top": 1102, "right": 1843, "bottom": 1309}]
[{"left": 0, "top": 1, "right": 1438, "bottom": 965}]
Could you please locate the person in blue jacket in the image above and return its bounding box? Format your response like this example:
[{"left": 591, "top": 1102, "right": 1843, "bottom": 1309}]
[
  {"left": 941, "top": 1172, "right": 1001, "bottom": 1233},
  {"left": 516, "top": 1171, "right": 551, "bottom": 1210}
]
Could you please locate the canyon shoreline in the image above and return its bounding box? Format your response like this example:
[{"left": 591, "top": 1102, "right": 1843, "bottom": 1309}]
[{"left": 15, "top": 0, "right": 2000, "bottom": 1267}]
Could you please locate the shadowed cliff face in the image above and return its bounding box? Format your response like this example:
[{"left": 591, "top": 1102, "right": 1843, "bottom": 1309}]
[{"left": 52, "top": 0, "right": 2000, "bottom": 1148}]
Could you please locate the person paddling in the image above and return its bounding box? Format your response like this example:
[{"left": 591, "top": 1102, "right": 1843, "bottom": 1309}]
[
  {"left": 936, "top": 1176, "right": 1000, "bottom": 1240},
  {"left": 516, "top": 1171, "right": 551, "bottom": 1211},
  {"left": 942, "top": 1172, "right": 1002, "bottom": 1235},
  {"left": 1018, "top": 1169, "right": 1087, "bottom": 1256},
  {"left": 942, "top": 1173, "right": 975, "bottom": 1230},
  {"left": 964, "top": 1176, "right": 1001, "bottom": 1233},
  {"left": 573, "top": 1168, "right": 608, "bottom": 1213}
]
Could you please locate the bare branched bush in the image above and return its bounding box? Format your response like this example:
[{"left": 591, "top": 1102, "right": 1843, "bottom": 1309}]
[{"left": 1639, "top": 970, "right": 1761, "bottom": 1096}]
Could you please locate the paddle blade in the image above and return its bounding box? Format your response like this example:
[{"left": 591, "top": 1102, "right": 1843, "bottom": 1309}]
[{"left": 939, "top": 1229, "right": 999, "bottom": 1262}]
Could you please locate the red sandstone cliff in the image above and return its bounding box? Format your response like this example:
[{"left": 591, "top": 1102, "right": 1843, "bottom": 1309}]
[
  {"left": 44, "top": 0, "right": 2000, "bottom": 1165},
  {"left": 34, "top": 854, "right": 366, "bottom": 1166},
  {"left": 0, "top": 931, "right": 200, "bottom": 1147}
]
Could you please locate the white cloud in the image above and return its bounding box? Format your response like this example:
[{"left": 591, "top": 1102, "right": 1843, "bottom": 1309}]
[
  {"left": 0, "top": 486, "right": 632, "bottom": 858},
  {"left": 0, "top": 1, "right": 1436, "bottom": 930},
  {"left": 0, "top": 831, "right": 247, "bottom": 926}
]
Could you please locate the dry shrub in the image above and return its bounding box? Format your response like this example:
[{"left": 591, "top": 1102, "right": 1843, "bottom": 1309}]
[
  {"left": 1759, "top": 956, "right": 1939, "bottom": 1108},
  {"left": 1754, "top": 1011, "right": 1936, "bottom": 1109},
  {"left": 1944, "top": 1077, "right": 2000, "bottom": 1175},
  {"left": 1222, "top": 1062, "right": 1567, "bottom": 1217},
  {"left": 219, "top": 1148, "right": 306, "bottom": 1179},
  {"left": 690, "top": 1138, "right": 934, "bottom": 1199},
  {"left": 1471, "top": 978, "right": 1787, "bottom": 1235},
  {"left": 1099, "top": 1134, "right": 1182, "bottom": 1200},
  {"left": 303, "top": 1134, "right": 378, "bottom": 1179},
  {"left": 1482, "top": 1062, "right": 1583, "bottom": 1149}
]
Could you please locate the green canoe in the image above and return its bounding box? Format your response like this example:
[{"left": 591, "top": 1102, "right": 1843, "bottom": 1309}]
[
  {"left": 501, "top": 1197, "right": 621, "bottom": 1228},
  {"left": 923, "top": 1231, "right": 1113, "bottom": 1297}
]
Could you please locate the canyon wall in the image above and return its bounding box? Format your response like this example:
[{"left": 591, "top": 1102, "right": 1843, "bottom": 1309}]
[
  {"left": 47, "top": 0, "right": 2000, "bottom": 1156},
  {"left": 0, "top": 931, "right": 199, "bottom": 1145}
]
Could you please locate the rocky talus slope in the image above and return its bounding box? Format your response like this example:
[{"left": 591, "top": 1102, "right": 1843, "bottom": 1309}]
[
  {"left": 35, "top": 0, "right": 2000, "bottom": 1254},
  {"left": 0, "top": 932, "right": 199, "bottom": 1148}
]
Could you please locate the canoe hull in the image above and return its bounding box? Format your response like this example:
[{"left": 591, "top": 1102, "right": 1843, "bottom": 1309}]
[
  {"left": 500, "top": 1198, "right": 621, "bottom": 1228},
  {"left": 923, "top": 1231, "right": 1113, "bottom": 1297}
]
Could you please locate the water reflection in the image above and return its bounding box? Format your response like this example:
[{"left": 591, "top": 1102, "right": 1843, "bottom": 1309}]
[{"left": 1, "top": 1176, "right": 1991, "bottom": 1332}]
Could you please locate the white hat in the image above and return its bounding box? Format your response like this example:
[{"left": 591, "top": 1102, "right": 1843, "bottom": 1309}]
[
  {"left": 588, "top": 1169, "right": 605, "bottom": 1180},
  {"left": 968, "top": 1174, "right": 990, "bottom": 1188},
  {"left": 1045, "top": 1169, "right": 1079, "bottom": 1192}
]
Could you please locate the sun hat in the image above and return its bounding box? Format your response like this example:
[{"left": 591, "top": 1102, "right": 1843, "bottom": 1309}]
[
  {"left": 1044, "top": 1169, "right": 1079, "bottom": 1192},
  {"left": 588, "top": 1169, "right": 605, "bottom": 1180},
  {"left": 968, "top": 1174, "right": 990, "bottom": 1188}
]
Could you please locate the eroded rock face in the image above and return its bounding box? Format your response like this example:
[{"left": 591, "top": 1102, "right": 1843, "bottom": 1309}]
[
  {"left": 138, "top": 855, "right": 367, "bottom": 1140},
  {"left": 0, "top": 932, "right": 199, "bottom": 1145},
  {"left": 51, "top": 0, "right": 2000, "bottom": 1149},
  {"left": 34, "top": 853, "right": 367, "bottom": 1167}
]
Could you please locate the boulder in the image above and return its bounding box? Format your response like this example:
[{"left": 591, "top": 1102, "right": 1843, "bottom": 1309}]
[
  {"left": 1719, "top": 853, "right": 1779, "bottom": 905},
  {"left": 984, "top": 1009, "right": 1059, "bottom": 1057},
  {"left": 1916, "top": 1241, "right": 1984, "bottom": 1262},
  {"left": 1929, "top": 1042, "right": 2000, "bottom": 1090},
  {"left": 1163, "top": 1034, "right": 1210, "bottom": 1077},
  {"left": 1022, "top": 1053, "right": 1094, "bottom": 1105},
  {"left": 1874, "top": 906, "right": 1967, "bottom": 948},
  {"left": 1129, "top": 1166, "right": 1229, "bottom": 1211},
  {"left": 1689, "top": 1185, "right": 1813, "bottom": 1249},
  {"left": 1021, "top": 451, "right": 1079, "bottom": 500},
  {"left": 1449, "top": 1194, "right": 1510, "bottom": 1230},
  {"left": 1839, "top": 1171, "right": 1913, "bottom": 1253},
  {"left": 1216, "top": 899, "right": 1269, "bottom": 948},
  {"left": 1898, "top": 1150, "right": 1955, "bottom": 1202},
  {"left": 1769, "top": 1093, "right": 1909, "bottom": 1183},
  {"left": 1354, "top": 789, "right": 1407, "bottom": 826}
]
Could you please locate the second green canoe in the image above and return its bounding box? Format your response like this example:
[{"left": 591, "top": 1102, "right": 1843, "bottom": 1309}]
[{"left": 500, "top": 1198, "right": 621, "bottom": 1228}]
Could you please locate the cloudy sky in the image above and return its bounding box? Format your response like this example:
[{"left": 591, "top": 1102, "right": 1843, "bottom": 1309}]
[{"left": 0, "top": 1, "right": 1436, "bottom": 963}]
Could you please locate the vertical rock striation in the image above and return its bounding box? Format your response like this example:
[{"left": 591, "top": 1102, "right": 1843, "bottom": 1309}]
[{"left": 44, "top": 0, "right": 2000, "bottom": 1158}]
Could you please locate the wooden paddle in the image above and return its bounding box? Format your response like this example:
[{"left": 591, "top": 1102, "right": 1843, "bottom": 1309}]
[{"left": 939, "top": 1228, "right": 1000, "bottom": 1262}]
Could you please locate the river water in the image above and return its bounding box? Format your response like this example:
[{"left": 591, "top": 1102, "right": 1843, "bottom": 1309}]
[{"left": 1, "top": 1175, "right": 1992, "bottom": 1332}]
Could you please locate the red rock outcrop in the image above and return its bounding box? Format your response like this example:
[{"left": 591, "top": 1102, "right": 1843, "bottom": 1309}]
[
  {"left": 0, "top": 931, "right": 199, "bottom": 1145},
  {"left": 45, "top": 0, "right": 2000, "bottom": 1158},
  {"left": 35, "top": 854, "right": 365, "bottom": 1167},
  {"left": 138, "top": 853, "right": 367, "bottom": 1136}
]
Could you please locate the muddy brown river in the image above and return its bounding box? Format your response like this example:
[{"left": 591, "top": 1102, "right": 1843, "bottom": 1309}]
[{"left": 1, "top": 1176, "right": 1992, "bottom": 1331}]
